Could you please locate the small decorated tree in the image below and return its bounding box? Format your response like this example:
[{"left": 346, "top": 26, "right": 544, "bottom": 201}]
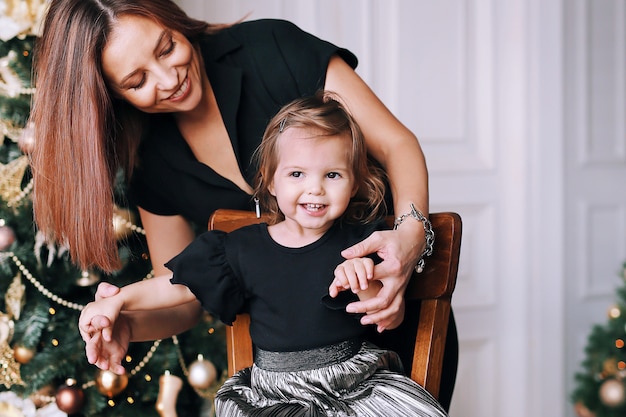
[{"left": 572, "top": 262, "right": 626, "bottom": 417}]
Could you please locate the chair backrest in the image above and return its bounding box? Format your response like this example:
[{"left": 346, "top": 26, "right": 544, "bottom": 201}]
[{"left": 208, "top": 209, "right": 462, "bottom": 400}]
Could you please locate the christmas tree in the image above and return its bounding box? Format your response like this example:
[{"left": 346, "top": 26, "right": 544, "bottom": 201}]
[
  {"left": 0, "top": 1, "right": 227, "bottom": 416},
  {"left": 572, "top": 262, "right": 626, "bottom": 417}
]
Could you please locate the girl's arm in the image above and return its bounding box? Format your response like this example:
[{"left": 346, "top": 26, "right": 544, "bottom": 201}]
[
  {"left": 85, "top": 210, "right": 202, "bottom": 373},
  {"left": 115, "top": 209, "right": 202, "bottom": 342},
  {"left": 325, "top": 55, "right": 428, "bottom": 332},
  {"left": 79, "top": 275, "right": 196, "bottom": 373},
  {"left": 80, "top": 275, "right": 180, "bottom": 340},
  {"left": 109, "top": 274, "right": 196, "bottom": 312}
]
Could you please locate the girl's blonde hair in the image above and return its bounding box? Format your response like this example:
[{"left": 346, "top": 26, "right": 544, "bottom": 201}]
[{"left": 253, "top": 91, "right": 387, "bottom": 225}]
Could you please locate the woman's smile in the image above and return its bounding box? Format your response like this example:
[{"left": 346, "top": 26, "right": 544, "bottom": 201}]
[
  {"left": 168, "top": 76, "right": 190, "bottom": 101},
  {"left": 101, "top": 15, "right": 203, "bottom": 114}
]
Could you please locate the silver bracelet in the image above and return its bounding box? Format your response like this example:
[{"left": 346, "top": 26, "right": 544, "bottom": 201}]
[{"left": 393, "top": 203, "right": 435, "bottom": 273}]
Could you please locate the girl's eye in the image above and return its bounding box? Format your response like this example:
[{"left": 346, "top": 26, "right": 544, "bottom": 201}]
[
  {"left": 327, "top": 172, "right": 340, "bottom": 179},
  {"left": 290, "top": 171, "right": 302, "bottom": 178}
]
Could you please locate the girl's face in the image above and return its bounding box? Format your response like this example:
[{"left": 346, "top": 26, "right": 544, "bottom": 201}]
[
  {"left": 269, "top": 127, "right": 357, "bottom": 232},
  {"left": 101, "top": 15, "right": 204, "bottom": 114}
]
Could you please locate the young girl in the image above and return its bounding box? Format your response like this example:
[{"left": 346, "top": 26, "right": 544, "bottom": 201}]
[{"left": 79, "top": 92, "right": 448, "bottom": 417}]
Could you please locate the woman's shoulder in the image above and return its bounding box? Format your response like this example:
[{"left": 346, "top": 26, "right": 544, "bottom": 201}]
[
  {"left": 227, "top": 18, "right": 305, "bottom": 37},
  {"left": 218, "top": 18, "right": 357, "bottom": 69}
]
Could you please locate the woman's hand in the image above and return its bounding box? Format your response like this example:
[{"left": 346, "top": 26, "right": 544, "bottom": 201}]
[
  {"left": 341, "top": 225, "right": 423, "bottom": 332},
  {"left": 325, "top": 55, "right": 430, "bottom": 332}
]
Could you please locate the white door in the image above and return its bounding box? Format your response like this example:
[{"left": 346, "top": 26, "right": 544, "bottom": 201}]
[
  {"left": 174, "top": 1, "right": 625, "bottom": 416},
  {"left": 563, "top": 1, "right": 626, "bottom": 416}
]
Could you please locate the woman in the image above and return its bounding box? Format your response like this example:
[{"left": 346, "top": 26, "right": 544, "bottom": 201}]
[{"left": 29, "top": 0, "right": 457, "bottom": 409}]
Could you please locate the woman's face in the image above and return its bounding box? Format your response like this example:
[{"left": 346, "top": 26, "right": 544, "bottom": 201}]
[{"left": 101, "top": 15, "right": 204, "bottom": 114}]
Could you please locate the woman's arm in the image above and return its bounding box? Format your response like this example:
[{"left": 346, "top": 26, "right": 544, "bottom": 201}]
[{"left": 325, "top": 55, "right": 428, "bottom": 331}]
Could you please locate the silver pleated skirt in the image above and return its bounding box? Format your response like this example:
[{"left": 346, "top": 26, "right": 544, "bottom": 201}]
[{"left": 215, "top": 341, "right": 448, "bottom": 417}]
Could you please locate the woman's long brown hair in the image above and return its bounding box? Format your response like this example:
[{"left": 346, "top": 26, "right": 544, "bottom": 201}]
[{"left": 29, "top": 0, "right": 222, "bottom": 272}]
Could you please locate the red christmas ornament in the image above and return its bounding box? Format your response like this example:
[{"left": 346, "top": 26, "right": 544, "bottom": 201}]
[{"left": 55, "top": 379, "right": 85, "bottom": 414}]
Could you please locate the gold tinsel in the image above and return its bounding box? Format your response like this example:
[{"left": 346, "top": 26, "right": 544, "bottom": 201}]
[
  {"left": 0, "top": 155, "right": 28, "bottom": 204},
  {"left": 0, "top": 313, "right": 23, "bottom": 388},
  {"left": 4, "top": 273, "right": 24, "bottom": 320}
]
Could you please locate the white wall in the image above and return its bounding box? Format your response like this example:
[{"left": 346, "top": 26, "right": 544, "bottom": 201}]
[{"left": 175, "top": 1, "right": 626, "bottom": 416}]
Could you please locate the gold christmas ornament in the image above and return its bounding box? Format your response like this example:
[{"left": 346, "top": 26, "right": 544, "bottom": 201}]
[
  {"left": 0, "top": 313, "right": 22, "bottom": 388},
  {"left": 608, "top": 306, "right": 621, "bottom": 319},
  {"left": 187, "top": 354, "right": 217, "bottom": 390},
  {"left": 55, "top": 378, "right": 85, "bottom": 414},
  {"left": 0, "top": 52, "right": 22, "bottom": 97},
  {"left": 599, "top": 378, "right": 626, "bottom": 407},
  {"left": 112, "top": 205, "right": 137, "bottom": 240},
  {"left": 156, "top": 371, "right": 183, "bottom": 417},
  {"left": 12, "top": 345, "right": 34, "bottom": 365},
  {"left": 0, "top": 155, "right": 29, "bottom": 204},
  {"left": 95, "top": 369, "right": 129, "bottom": 398},
  {"left": 5, "top": 273, "right": 25, "bottom": 320},
  {"left": 0, "top": 0, "right": 49, "bottom": 41}
]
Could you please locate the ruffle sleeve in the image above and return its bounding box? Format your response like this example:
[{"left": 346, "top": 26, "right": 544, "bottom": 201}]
[{"left": 165, "top": 231, "right": 245, "bottom": 325}]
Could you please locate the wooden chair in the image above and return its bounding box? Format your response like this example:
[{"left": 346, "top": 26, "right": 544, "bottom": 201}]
[{"left": 208, "top": 209, "right": 462, "bottom": 400}]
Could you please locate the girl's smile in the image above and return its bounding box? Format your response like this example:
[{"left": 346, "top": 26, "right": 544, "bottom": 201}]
[{"left": 268, "top": 127, "right": 357, "bottom": 239}]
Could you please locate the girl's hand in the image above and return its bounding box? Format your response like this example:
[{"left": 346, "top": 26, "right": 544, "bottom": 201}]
[
  {"left": 81, "top": 315, "right": 129, "bottom": 375},
  {"left": 78, "top": 282, "right": 128, "bottom": 374},
  {"left": 341, "top": 227, "right": 421, "bottom": 332},
  {"left": 329, "top": 257, "right": 375, "bottom": 297}
]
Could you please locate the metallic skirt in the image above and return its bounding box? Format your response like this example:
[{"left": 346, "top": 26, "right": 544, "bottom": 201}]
[{"left": 215, "top": 341, "right": 448, "bottom": 417}]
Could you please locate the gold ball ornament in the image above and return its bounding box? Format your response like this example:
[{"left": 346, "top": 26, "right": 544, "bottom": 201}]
[
  {"left": 0, "top": 224, "right": 16, "bottom": 251},
  {"left": 13, "top": 345, "right": 35, "bottom": 364},
  {"left": 95, "top": 369, "right": 129, "bottom": 397},
  {"left": 112, "top": 206, "right": 137, "bottom": 240},
  {"left": 187, "top": 354, "right": 217, "bottom": 390},
  {"left": 608, "top": 306, "right": 622, "bottom": 319},
  {"left": 599, "top": 378, "right": 626, "bottom": 407},
  {"left": 55, "top": 379, "right": 85, "bottom": 414}
]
